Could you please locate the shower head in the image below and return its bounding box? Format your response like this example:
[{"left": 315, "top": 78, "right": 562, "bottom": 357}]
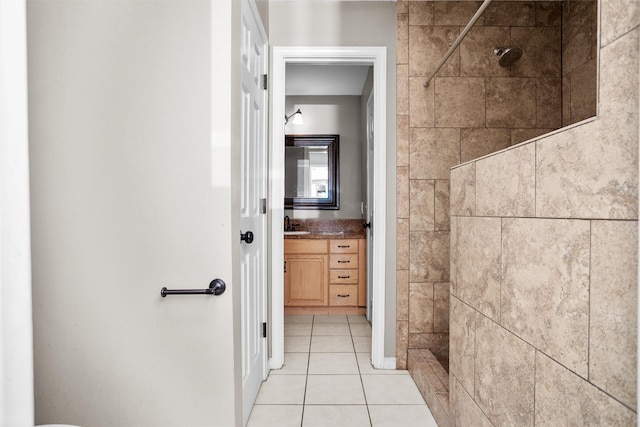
[{"left": 494, "top": 47, "right": 522, "bottom": 67}]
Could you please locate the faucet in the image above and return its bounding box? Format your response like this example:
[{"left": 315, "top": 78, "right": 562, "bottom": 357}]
[{"left": 284, "top": 215, "right": 291, "bottom": 232}]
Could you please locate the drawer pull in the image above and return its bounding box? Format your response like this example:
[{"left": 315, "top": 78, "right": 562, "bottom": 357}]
[
  {"left": 338, "top": 275, "right": 350, "bottom": 279},
  {"left": 337, "top": 294, "right": 350, "bottom": 298},
  {"left": 338, "top": 245, "right": 350, "bottom": 248},
  {"left": 338, "top": 260, "right": 350, "bottom": 264}
]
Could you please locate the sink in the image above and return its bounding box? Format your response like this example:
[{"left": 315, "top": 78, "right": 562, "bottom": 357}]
[{"left": 284, "top": 231, "right": 311, "bottom": 235}]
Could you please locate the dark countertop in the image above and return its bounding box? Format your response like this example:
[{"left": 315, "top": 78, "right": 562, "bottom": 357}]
[
  {"left": 284, "top": 231, "right": 365, "bottom": 240},
  {"left": 282, "top": 219, "right": 366, "bottom": 240}
]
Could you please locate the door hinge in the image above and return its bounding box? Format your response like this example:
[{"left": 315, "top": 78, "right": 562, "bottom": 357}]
[
  {"left": 261, "top": 198, "right": 267, "bottom": 214},
  {"left": 262, "top": 74, "right": 268, "bottom": 90},
  {"left": 284, "top": 261, "right": 287, "bottom": 273},
  {"left": 262, "top": 322, "right": 267, "bottom": 338}
]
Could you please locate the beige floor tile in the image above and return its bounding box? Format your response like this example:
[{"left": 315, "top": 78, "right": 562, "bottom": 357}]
[
  {"left": 284, "top": 335, "right": 311, "bottom": 352},
  {"left": 285, "top": 323, "right": 313, "bottom": 336},
  {"left": 305, "top": 375, "right": 366, "bottom": 404},
  {"left": 285, "top": 314, "right": 314, "bottom": 324},
  {"left": 254, "top": 330, "right": 438, "bottom": 427},
  {"left": 255, "top": 375, "right": 307, "bottom": 405},
  {"left": 347, "top": 314, "right": 370, "bottom": 324},
  {"left": 302, "top": 405, "right": 371, "bottom": 427},
  {"left": 352, "top": 336, "right": 372, "bottom": 353},
  {"left": 312, "top": 323, "right": 351, "bottom": 336},
  {"left": 350, "top": 323, "right": 372, "bottom": 337},
  {"left": 356, "top": 353, "right": 409, "bottom": 375},
  {"left": 369, "top": 405, "right": 437, "bottom": 427},
  {"left": 313, "top": 314, "right": 348, "bottom": 324},
  {"left": 308, "top": 352, "right": 359, "bottom": 375},
  {"left": 247, "top": 405, "right": 303, "bottom": 427},
  {"left": 271, "top": 352, "right": 309, "bottom": 375},
  {"left": 361, "top": 375, "right": 426, "bottom": 404},
  {"left": 310, "top": 335, "right": 354, "bottom": 353}
]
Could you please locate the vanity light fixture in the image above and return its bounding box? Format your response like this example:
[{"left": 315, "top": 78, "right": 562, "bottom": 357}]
[{"left": 285, "top": 109, "right": 304, "bottom": 125}]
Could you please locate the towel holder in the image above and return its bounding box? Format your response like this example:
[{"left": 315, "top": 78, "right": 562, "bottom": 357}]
[{"left": 161, "top": 278, "right": 226, "bottom": 297}]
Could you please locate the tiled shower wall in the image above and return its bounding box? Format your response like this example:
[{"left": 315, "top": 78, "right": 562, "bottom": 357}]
[
  {"left": 396, "top": 1, "right": 567, "bottom": 368},
  {"left": 562, "top": 0, "right": 598, "bottom": 125},
  {"left": 449, "top": 2, "right": 638, "bottom": 423}
]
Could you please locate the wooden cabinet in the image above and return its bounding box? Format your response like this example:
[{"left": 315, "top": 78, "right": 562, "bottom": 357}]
[
  {"left": 328, "top": 239, "right": 359, "bottom": 307},
  {"left": 284, "top": 238, "right": 366, "bottom": 310},
  {"left": 284, "top": 254, "right": 328, "bottom": 306},
  {"left": 284, "top": 240, "right": 328, "bottom": 306}
]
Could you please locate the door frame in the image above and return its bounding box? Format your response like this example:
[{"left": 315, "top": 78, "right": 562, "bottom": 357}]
[
  {"left": 365, "top": 90, "right": 374, "bottom": 322},
  {"left": 270, "top": 46, "right": 387, "bottom": 369},
  {"left": 0, "top": 0, "right": 34, "bottom": 423}
]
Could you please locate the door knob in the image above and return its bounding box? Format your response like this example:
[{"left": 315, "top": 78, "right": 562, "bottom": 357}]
[{"left": 240, "top": 231, "right": 254, "bottom": 244}]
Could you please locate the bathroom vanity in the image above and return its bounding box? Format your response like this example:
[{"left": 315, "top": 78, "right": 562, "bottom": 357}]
[{"left": 283, "top": 220, "right": 366, "bottom": 314}]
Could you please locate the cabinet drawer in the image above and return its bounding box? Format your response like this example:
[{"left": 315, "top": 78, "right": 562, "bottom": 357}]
[
  {"left": 285, "top": 239, "right": 328, "bottom": 254},
  {"left": 329, "top": 254, "right": 358, "bottom": 269},
  {"left": 329, "top": 285, "right": 358, "bottom": 306},
  {"left": 330, "top": 269, "right": 358, "bottom": 284},
  {"left": 330, "top": 239, "right": 358, "bottom": 254}
]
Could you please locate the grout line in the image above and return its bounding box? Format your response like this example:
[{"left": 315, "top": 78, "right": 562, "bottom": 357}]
[
  {"left": 473, "top": 305, "right": 478, "bottom": 401},
  {"left": 587, "top": 221, "right": 592, "bottom": 382},
  {"left": 534, "top": 139, "right": 538, "bottom": 217},
  {"left": 299, "top": 316, "right": 314, "bottom": 426},
  {"left": 473, "top": 161, "right": 477, "bottom": 216},
  {"left": 500, "top": 217, "right": 504, "bottom": 325},
  {"left": 533, "top": 350, "right": 538, "bottom": 427},
  {"left": 349, "top": 316, "right": 374, "bottom": 427}
]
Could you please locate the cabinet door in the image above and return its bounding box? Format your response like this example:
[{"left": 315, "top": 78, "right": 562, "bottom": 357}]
[{"left": 284, "top": 254, "right": 328, "bottom": 306}]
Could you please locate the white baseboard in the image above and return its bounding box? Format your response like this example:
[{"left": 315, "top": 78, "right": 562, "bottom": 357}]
[
  {"left": 269, "top": 357, "right": 283, "bottom": 370},
  {"left": 383, "top": 357, "right": 397, "bottom": 370}
]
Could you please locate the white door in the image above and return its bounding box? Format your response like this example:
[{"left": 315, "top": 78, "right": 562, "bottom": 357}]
[
  {"left": 29, "top": 3, "right": 242, "bottom": 425},
  {"left": 365, "top": 92, "right": 375, "bottom": 321},
  {"left": 240, "top": 0, "right": 269, "bottom": 424}
]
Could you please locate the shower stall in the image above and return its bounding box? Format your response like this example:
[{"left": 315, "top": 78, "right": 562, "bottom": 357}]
[{"left": 396, "top": 0, "right": 598, "bottom": 424}]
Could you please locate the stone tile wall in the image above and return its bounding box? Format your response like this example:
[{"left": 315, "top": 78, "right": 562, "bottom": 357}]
[
  {"left": 562, "top": 0, "right": 598, "bottom": 125},
  {"left": 449, "top": 3, "right": 639, "bottom": 422},
  {"left": 396, "top": 1, "right": 566, "bottom": 369}
]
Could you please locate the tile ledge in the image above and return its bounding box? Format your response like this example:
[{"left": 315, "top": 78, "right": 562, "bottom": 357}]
[
  {"left": 408, "top": 349, "right": 451, "bottom": 427},
  {"left": 450, "top": 115, "right": 599, "bottom": 171}
]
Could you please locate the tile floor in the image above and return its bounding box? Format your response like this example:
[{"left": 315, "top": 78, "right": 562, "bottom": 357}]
[{"left": 247, "top": 314, "right": 438, "bottom": 427}]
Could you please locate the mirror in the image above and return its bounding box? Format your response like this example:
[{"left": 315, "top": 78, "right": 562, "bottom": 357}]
[{"left": 285, "top": 134, "right": 339, "bottom": 209}]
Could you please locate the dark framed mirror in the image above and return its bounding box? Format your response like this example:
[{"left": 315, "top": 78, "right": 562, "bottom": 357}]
[{"left": 285, "top": 134, "right": 339, "bottom": 210}]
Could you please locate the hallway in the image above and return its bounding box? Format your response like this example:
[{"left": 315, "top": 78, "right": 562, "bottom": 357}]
[{"left": 247, "top": 314, "right": 437, "bottom": 426}]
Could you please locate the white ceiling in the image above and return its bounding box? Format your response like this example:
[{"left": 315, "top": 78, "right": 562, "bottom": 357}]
[{"left": 285, "top": 64, "right": 371, "bottom": 96}]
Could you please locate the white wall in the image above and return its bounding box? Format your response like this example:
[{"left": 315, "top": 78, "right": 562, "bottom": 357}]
[
  {"left": 271, "top": 1, "right": 397, "bottom": 357},
  {"left": 254, "top": 0, "right": 268, "bottom": 34},
  {"left": 27, "top": 0, "right": 242, "bottom": 425},
  {"left": 0, "top": 0, "right": 33, "bottom": 425},
  {"left": 285, "top": 95, "right": 363, "bottom": 219}
]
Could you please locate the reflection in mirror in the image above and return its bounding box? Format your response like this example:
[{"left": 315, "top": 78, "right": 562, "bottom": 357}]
[
  {"left": 286, "top": 145, "right": 329, "bottom": 198},
  {"left": 285, "top": 135, "right": 339, "bottom": 209}
]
